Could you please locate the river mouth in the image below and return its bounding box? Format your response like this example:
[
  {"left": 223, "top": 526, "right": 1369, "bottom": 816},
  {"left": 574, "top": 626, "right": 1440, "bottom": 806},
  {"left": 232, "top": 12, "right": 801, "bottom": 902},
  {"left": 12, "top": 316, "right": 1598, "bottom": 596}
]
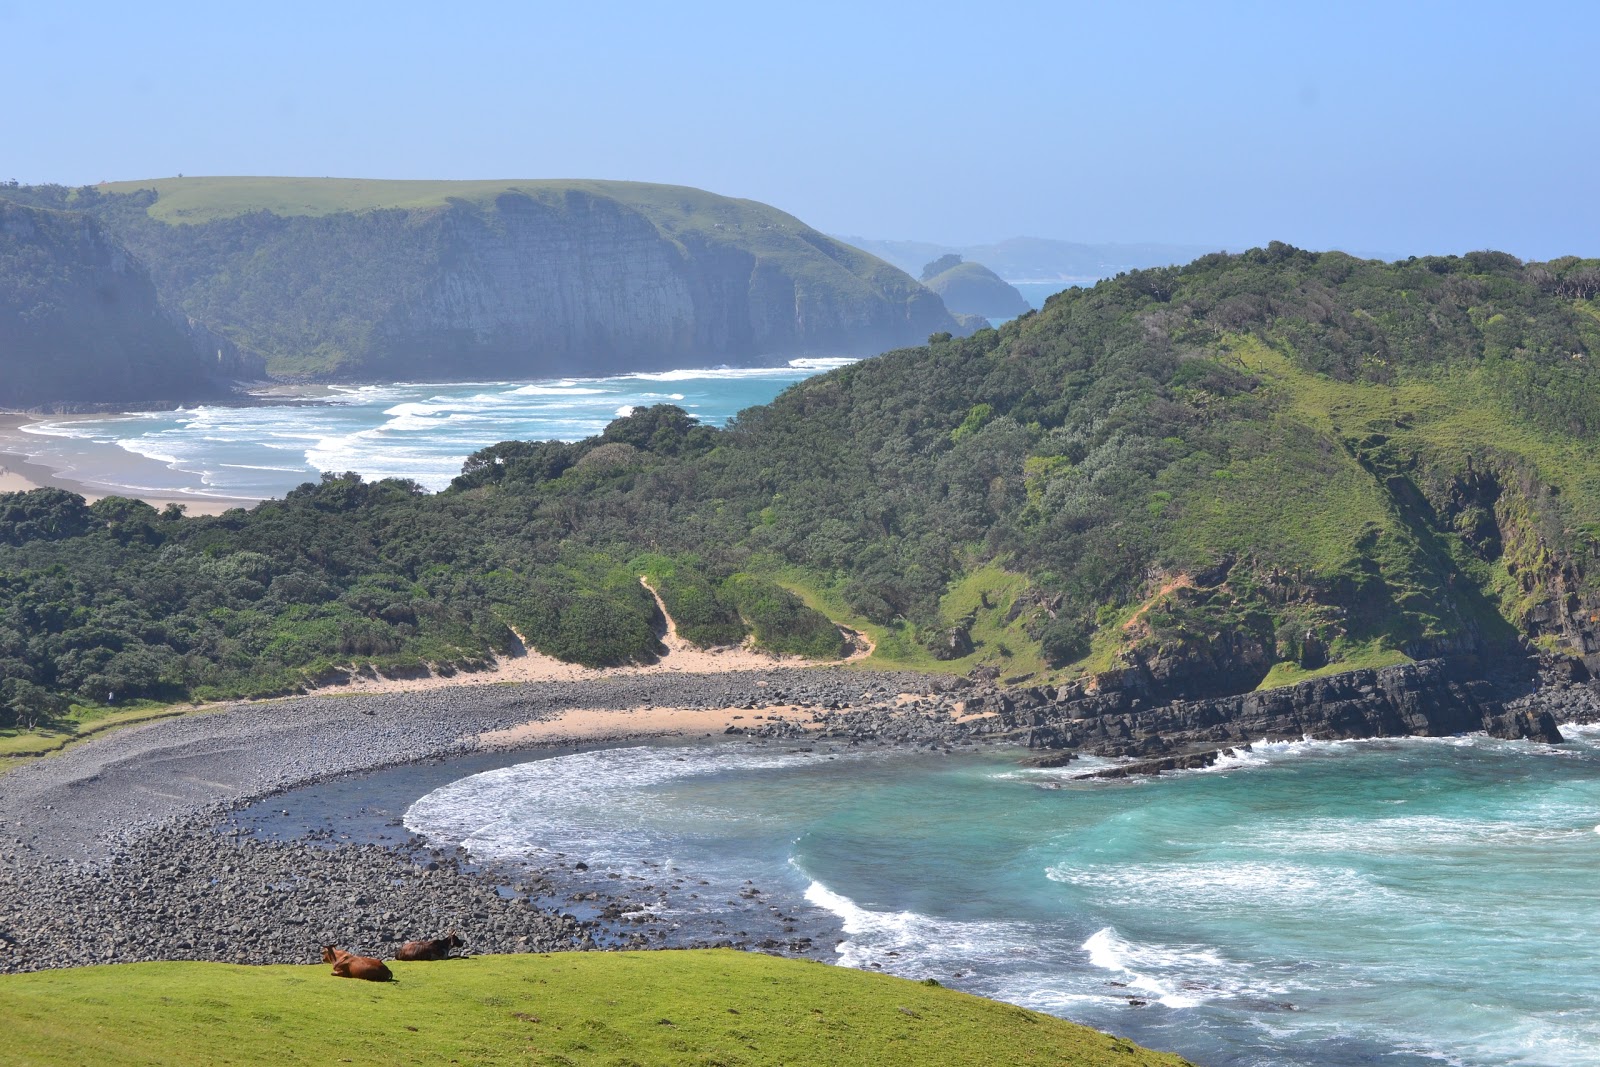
[{"left": 224, "top": 726, "right": 1600, "bottom": 1067}]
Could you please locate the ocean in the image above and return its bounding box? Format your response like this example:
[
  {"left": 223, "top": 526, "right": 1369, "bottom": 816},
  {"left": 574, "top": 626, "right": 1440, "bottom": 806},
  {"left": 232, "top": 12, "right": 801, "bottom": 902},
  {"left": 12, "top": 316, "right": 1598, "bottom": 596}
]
[
  {"left": 391, "top": 728, "right": 1600, "bottom": 1067},
  {"left": 12, "top": 359, "right": 854, "bottom": 501}
]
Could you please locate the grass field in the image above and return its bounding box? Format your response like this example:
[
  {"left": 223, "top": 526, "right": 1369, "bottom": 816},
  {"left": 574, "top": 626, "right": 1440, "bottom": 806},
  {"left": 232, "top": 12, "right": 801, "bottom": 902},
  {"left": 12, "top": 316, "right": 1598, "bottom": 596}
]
[
  {"left": 0, "top": 950, "right": 1191, "bottom": 1067},
  {"left": 0, "top": 701, "right": 200, "bottom": 762},
  {"left": 766, "top": 563, "right": 1051, "bottom": 683},
  {"left": 95, "top": 176, "right": 778, "bottom": 224},
  {"left": 107, "top": 176, "right": 906, "bottom": 295}
]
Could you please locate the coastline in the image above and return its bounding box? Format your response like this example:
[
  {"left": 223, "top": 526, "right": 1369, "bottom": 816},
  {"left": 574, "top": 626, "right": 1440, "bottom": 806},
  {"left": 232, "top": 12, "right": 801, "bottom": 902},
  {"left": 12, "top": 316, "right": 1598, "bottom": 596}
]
[
  {"left": 4, "top": 660, "right": 1598, "bottom": 1067},
  {"left": 0, "top": 667, "right": 956, "bottom": 973},
  {"left": 0, "top": 412, "right": 261, "bottom": 516}
]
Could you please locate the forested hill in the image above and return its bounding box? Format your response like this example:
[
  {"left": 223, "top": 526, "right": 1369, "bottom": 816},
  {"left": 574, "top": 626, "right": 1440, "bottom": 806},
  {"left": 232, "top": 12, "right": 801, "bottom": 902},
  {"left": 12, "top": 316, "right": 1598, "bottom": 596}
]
[
  {"left": 4, "top": 244, "right": 1600, "bottom": 720},
  {"left": 0, "top": 178, "right": 959, "bottom": 380},
  {"left": 0, "top": 201, "right": 255, "bottom": 408}
]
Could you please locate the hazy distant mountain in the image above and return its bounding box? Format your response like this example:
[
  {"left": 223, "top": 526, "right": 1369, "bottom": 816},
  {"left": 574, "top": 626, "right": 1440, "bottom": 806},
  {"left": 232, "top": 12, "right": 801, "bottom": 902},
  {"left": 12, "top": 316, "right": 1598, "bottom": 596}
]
[
  {"left": 919, "top": 256, "right": 1031, "bottom": 319},
  {"left": 1, "top": 179, "right": 962, "bottom": 381},
  {"left": 840, "top": 235, "right": 1222, "bottom": 287}
]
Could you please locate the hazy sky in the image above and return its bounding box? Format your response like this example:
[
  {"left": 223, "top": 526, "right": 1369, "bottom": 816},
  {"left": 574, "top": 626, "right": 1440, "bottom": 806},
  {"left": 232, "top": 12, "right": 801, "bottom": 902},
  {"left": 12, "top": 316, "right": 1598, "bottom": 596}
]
[{"left": 5, "top": 0, "right": 1596, "bottom": 260}]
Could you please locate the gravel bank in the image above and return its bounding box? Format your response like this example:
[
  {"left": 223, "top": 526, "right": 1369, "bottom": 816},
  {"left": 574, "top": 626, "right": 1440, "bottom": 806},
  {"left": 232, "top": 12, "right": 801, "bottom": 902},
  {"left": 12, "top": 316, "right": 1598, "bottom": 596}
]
[{"left": 0, "top": 669, "right": 954, "bottom": 974}]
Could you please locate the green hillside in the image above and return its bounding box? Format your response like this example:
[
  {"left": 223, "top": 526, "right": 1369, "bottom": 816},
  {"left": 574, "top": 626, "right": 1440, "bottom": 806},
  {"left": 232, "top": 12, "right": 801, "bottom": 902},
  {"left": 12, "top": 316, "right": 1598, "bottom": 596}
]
[
  {"left": 0, "top": 950, "right": 1192, "bottom": 1066},
  {"left": 3, "top": 245, "right": 1600, "bottom": 722},
  {"left": 0, "top": 178, "right": 956, "bottom": 380}
]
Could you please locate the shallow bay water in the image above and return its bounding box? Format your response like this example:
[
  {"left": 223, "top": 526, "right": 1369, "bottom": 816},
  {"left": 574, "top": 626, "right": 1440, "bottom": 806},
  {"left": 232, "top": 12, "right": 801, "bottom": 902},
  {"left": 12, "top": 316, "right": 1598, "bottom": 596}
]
[
  {"left": 395, "top": 728, "right": 1600, "bottom": 1067},
  {"left": 13, "top": 359, "right": 851, "bottom": 500}
]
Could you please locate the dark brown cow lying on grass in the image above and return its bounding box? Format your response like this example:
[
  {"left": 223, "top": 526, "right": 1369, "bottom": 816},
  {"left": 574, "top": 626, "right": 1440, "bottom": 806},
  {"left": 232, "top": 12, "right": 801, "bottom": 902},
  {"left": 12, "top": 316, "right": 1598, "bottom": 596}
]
[
  {"left": 396, "top": 932, "right": 465, "bottom": 961},
  {"left": 321, "top": 944, "right": 394, "bottom": 982}
]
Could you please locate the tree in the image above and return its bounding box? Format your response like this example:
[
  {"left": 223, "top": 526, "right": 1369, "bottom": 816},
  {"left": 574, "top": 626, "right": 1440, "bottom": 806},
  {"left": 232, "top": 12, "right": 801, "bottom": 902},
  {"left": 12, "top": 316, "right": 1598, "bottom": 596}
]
[{"left": 0, "top": 678, "right": 66, "bottom": 730}]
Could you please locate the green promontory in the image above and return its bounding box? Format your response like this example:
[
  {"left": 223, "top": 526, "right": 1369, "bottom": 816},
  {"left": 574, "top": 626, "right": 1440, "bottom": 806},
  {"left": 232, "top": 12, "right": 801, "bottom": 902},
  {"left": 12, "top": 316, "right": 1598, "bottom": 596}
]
[
  {"left": 0, "top": 201, "right": 256, "bottom": 408},
  {"left": 920, "top": 255, "right": 1033, "bottom": 319},
  {"left": 4, "top": 245, "right": 1600, "bottom": 716},
  {"left": 0, "top": 950, "right": 1193, "bottom": 1066},
  {"left": 0, "top": 178, "right": 959, "bottom": 380}
]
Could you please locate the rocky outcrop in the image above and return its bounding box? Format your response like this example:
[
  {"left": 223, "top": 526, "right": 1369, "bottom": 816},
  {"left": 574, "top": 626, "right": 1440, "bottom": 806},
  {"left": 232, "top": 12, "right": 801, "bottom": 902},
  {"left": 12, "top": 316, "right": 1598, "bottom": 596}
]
[
  {"left": 796, "top": 656, "right": 1580, "bottom": 768},
  {"left": 1053, "top": 658, "right": 1562, "bottom": 753},
  {"left": 0, "top": 202, "right": 257, "bottom": 408}
]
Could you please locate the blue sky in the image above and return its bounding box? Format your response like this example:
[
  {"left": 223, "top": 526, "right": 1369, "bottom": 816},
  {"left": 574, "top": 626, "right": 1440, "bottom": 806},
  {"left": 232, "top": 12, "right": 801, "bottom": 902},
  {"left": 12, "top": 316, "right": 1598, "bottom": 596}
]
[{"left": 3, "top": 0, "right": 1596, "bottom": 259}]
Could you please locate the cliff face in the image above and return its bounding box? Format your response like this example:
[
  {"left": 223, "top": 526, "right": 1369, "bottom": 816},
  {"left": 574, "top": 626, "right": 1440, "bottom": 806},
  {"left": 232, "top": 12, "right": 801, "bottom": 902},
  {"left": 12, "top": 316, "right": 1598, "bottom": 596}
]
[
  {"left": 377, "top": 191, "right": 951, "bottom": 378},
  {"left": 0, "top": 202, "right": 254, "bottom": 408},
  {"left": 8, "top": 179, "right": 960, "bottom": 380}
]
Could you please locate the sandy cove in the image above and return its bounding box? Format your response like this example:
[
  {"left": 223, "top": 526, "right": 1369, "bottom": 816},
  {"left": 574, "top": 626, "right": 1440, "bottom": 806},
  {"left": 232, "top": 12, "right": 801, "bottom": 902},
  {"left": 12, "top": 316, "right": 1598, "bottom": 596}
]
[{"left": 0, "top": 413, "right": 254, "bottom": 516}]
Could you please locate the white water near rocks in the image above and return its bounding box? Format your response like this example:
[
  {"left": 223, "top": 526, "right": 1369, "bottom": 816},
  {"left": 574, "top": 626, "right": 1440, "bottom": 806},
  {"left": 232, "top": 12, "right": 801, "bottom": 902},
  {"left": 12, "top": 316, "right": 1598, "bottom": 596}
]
[
  {"left": 406, "top": 731, "right": 1600, "bottom": 1066},
  {"left": 15, "top": 359, "right": 852, "bottom": 500}
]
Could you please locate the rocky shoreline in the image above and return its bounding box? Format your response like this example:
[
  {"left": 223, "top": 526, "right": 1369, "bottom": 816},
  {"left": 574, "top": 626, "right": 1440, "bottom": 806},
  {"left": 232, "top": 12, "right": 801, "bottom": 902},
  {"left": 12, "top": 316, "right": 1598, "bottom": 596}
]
[
  {"left": 0, "top": 669, "right": 943, "bottom": 973},
  {"left": 3, "top": 656, "right": 1597, "bottom": 976}
]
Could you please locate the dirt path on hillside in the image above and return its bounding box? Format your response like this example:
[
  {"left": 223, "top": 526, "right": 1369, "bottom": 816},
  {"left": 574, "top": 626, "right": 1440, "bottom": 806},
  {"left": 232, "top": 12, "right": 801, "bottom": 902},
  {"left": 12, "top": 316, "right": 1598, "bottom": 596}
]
[{"left": 294, "top": 577, "right": 859, "bottom": 698}]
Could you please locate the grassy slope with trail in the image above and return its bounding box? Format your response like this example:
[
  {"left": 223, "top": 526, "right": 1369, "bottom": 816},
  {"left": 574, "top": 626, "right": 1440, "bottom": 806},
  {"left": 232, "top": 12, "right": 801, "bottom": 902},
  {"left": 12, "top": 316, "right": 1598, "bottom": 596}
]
[{"left": 0, "top": 950, "right": 1191, "bottom": 1067}]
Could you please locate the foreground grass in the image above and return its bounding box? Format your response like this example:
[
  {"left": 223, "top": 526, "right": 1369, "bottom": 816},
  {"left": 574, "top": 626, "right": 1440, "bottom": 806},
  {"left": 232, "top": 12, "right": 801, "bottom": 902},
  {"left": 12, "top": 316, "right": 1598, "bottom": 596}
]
[{"left": 0, "top": 950, "right": 1190, "bottom": 1067}]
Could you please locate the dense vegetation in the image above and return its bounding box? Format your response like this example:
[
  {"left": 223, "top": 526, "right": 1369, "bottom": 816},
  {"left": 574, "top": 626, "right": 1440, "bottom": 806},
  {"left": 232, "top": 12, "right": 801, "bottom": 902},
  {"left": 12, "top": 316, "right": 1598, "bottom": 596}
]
[
  {"left": 5, "top": 246, "right": 1600, "bottom": 727},
  {"left": 0, "top": 178, "right": 959, "bottom": 379},
  {"left": 0, "top": 200, "right": 252, "bottom": 407},
  {"left": 0, "top": 950, "right": 1192, "bottom": 1066}
]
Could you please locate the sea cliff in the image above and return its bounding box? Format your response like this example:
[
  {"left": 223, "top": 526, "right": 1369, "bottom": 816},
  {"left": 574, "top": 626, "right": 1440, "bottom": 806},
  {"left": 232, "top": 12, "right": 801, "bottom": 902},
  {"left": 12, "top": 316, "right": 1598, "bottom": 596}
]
[
  {"left": 0, "top": 201, "right": 255, "bottom": 408},
  {"left": 1, "top": 179, "right": 960, "bottom": 380}
]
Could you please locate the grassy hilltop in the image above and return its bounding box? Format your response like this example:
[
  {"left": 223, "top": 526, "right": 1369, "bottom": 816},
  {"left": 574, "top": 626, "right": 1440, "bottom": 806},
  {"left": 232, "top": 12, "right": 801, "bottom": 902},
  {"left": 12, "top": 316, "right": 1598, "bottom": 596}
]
[
  {"left": 0, "top": 177, "right": 955, "bottom": 380},
  {"left": 0, "top": 950, "right": 1190, "bottom": 1067},
  {"left": 3, "top": 245, "right": 1600, "bottom": 724}
]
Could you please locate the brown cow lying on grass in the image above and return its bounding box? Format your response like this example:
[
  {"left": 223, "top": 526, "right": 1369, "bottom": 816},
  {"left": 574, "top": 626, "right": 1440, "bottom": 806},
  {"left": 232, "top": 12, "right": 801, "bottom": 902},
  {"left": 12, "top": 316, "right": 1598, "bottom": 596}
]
[
  {"left": 396, "top": 932, "right": 465, "bottom": 961},
  {"left": 321, "top": 944, "right": 394, "bottom": 982}
]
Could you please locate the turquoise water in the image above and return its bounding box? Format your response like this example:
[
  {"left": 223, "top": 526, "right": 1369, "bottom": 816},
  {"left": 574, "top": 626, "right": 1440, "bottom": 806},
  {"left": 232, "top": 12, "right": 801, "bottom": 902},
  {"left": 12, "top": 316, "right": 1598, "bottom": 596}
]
[
  {"left": 15, "top": 359, "right": 852, "bottom": 500},
  {"left": 406, "top": 727, "right": 1600, "bottom": 1066}
]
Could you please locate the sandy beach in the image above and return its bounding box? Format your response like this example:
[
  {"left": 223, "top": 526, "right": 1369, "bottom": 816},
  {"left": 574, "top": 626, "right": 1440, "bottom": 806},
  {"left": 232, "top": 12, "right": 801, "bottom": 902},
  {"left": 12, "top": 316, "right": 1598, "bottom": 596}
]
[
  {"left": 479, "top": 703, "right": 822, "bottom": 746},
  {"left": 0, "top": 412, "right": 259, "bottom": 515}
]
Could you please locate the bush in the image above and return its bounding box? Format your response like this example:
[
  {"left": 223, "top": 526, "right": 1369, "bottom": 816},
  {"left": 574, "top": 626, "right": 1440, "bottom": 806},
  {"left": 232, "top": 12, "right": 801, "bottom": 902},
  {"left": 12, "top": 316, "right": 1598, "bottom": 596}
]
[{"left": 722, "top": 575, "right": 845, "bottom": 659}]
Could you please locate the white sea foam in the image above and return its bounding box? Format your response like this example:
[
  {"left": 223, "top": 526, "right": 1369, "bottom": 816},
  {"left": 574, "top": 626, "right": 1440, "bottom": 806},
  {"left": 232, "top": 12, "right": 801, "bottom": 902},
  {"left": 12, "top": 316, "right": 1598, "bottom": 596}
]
[
  {"left": 802, "top": 879, "right": 1044, "bottom": 978},
  {"left": 219, "top": 463, "right": 312, "bottom": 474},
  {"left": 628, "top": 364, "right": 837, "bottom": 382},
  {"left": 786, "top": 357, "right": 858, "bottom": 371},
  {"left": 1048, "top": 860, "right": 1396, "bottom": 914},
  {"left": 509, "top": 383, "right": 607, "bottom": 396},
  {"left": 405, "top": 745, "right": 871, "bottom": 866},
  {"left": 1081, "top": 928, "right": 1207, "bottom": 1008},
  {"left": 1249, "top": 812, "right": 1596, "bottom": 855}
]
